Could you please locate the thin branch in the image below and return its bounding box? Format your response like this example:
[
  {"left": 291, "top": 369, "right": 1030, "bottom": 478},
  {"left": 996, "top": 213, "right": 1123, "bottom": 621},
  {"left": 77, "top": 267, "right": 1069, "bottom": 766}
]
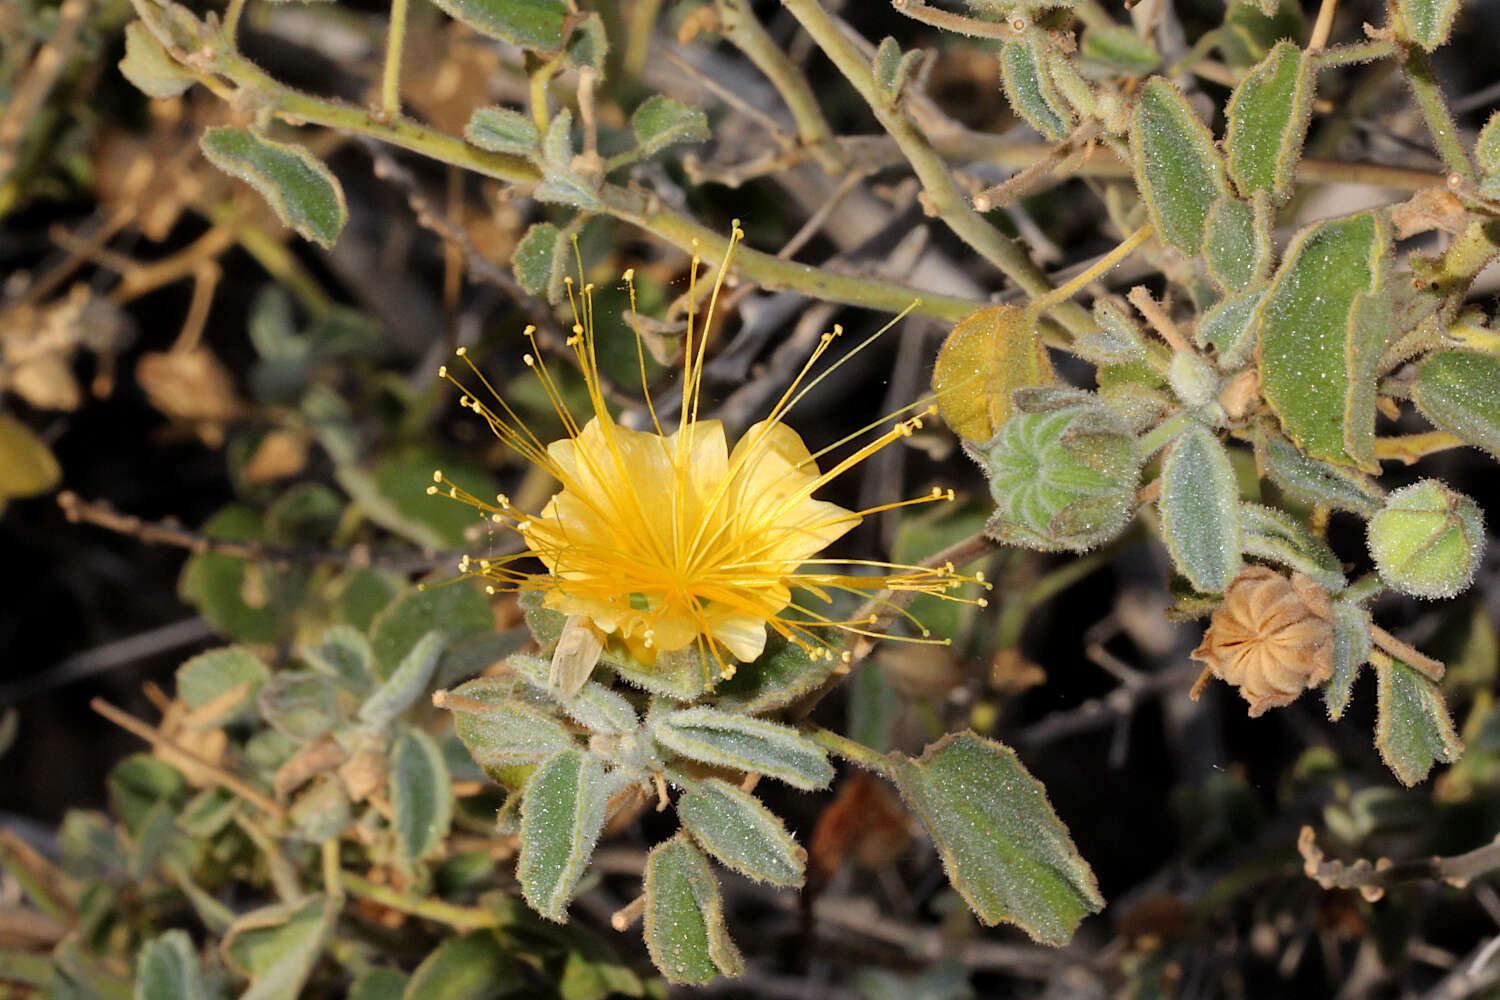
[
  {"left": 778, "top": 0, "right": 1091, "bottom": 336},
  {"left": 1299, "top": 826, "right": 1500, "bottom": 900},
  {"left": 58, "top": 491, "right": 449, "bottom": 572},
  {"left": 91, "top": 698, "right": 286, "bottom": 819}
]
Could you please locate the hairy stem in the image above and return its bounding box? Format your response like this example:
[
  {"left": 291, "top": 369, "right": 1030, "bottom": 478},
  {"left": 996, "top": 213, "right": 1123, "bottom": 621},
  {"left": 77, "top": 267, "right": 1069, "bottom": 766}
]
[
  {"left": 804, "top": 725, "right": 896, "bottom": 777},
  {"left": 1400, "top": 45, "right": 1475, "bottom": 182}
]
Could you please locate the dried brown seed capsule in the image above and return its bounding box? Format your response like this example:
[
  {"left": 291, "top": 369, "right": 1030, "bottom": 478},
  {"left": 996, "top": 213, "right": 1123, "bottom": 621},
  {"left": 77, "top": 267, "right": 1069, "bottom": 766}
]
[{"left": 1189, "top": 565, "right": 1334, "bottom": 716}]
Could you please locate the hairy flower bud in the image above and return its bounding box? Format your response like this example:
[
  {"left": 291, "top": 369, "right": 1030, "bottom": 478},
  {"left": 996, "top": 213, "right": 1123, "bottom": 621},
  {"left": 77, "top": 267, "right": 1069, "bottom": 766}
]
[
  {"left": 1366, "top": 479, "right": 1485, "bottom": 599},
  {"left": 1190, "top": 565, "right": 1334, "bottom": 716},
  {"left": 977, "top": 387, "right": 1141, "bottom": 552}
]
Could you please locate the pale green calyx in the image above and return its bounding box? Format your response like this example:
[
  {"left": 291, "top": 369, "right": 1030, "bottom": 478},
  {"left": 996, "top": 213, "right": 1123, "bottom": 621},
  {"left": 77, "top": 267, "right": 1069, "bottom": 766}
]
[
  {"left": 1366, "top": 480, "right": 1485, "bottom": 599},
  {"left": 979, "top": 388, "right": 1142, "bottom": 552}
]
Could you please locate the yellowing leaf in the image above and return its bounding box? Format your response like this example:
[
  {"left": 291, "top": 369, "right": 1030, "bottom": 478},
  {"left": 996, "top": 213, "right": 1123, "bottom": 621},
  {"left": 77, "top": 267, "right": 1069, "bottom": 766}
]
[
  {"left": 0, "top": 414, "right": 61, "bottom": 505},
  {"left": 932, "top": 305, "right": 1055, "bottom": 444}
]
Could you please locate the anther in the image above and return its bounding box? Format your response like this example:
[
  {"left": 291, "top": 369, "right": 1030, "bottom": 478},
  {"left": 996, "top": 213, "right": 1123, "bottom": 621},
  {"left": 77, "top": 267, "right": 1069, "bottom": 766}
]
[
  {"left": 433, "top": 470, "right": 443, "bottom": 482},
  {"left": 426, "top": 485, "right": 438, "bottom": 495},
  {"left": 977, "top": 598, "right": 989, "bottom": 608},
  {"left": 438, "top": 365, "right": 448, "bottom": 377},
  {"left": 456, "top": 347, "right": 467, "bottom": 356},
  {"left": 485, "top": 585, "right": 496, "bottom": 594},
  {"left": 623, "top": 268, "right": 635, "bottom": 281},
  {"left": 523, "top": 354, "right": 535, "bottom": 366}
]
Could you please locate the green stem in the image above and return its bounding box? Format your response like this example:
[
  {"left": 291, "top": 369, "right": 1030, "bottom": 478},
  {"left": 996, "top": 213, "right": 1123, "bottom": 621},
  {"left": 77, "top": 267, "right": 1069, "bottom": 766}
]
[
  {"left": 1400, "top": 45, "right": 1475, "bottom": 182},
  {"left": 380, "top": 0, "right": 409, "bottom": 117},
  {"left": 1312, "top": 38, "right": 1396, "bottom": 69},
  {"left": 1164, "top": 29, "right": 1224, "bottom": 79},
  {"left": 778, "top": 0, "right": 1091, "bottom": 337},
  {"left": 196, "top": 48, "right": 986, "bottom": 321},
  {"left": 1341, "top": 571, "right": 1385, "bottom": 604},
  {"left": 222, "top": 0, "right": 248, "bottom": 48},
  {"left": 1137, "top": 410, "right": 1195, "bottom": 457},
  {"left": 717, "top": 0, "right": 842, "bottom": 172},
  {"left": 340, "top": 871, "right": 500, "bottom": 930},
  {"left": 1026, "top": 224, "right": 1153, "bottom": 318},
  {"left": 804, "top": 725, "right": 896, "bottom": 777},
  {"left": 624, "top": 0, "right": 665, "bottom": 79}
]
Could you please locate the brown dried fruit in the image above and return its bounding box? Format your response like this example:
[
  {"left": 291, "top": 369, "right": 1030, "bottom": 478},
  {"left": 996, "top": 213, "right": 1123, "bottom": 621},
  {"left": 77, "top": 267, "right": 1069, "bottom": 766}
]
[
  {"left": 136, "top": 347, "right": 244, "bottom": 446},
  {"left": 1190, "top": 565, "right": 1334, "bottom": 716}
]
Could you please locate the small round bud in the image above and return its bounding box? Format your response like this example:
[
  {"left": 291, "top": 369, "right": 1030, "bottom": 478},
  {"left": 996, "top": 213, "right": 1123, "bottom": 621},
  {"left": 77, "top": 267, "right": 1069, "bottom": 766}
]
[
  {"left": 1367, "top": 479, "right": 1485, "bottom": 599},
  {"left": 1168, "top": 351, "right": 1219, "bottom": 409}
]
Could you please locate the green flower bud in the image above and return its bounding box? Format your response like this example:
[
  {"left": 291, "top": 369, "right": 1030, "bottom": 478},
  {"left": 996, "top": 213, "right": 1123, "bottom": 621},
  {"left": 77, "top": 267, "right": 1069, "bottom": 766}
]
[
  {"left": 1366, "top": 480, "right": 1485, "bottom": 599},
  {"left": 978, "top": 388, "right": 1142, "bottom": 552},
  {"left": 1168, "top": 351, "right": 1220, "bottom": 409}
]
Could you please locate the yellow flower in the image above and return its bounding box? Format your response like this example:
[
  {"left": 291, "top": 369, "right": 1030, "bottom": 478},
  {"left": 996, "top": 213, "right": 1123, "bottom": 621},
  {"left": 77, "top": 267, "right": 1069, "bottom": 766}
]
[{"left": 432, "top": 225, "right": 983, "bottom": 693}]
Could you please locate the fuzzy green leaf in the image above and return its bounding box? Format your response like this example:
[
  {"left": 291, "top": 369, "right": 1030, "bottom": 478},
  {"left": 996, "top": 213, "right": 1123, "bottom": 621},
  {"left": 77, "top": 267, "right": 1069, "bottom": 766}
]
[
  {"left": 676, "top": 778, "right": 806, "bottom": 887},
  {"left": 118, "top": 22, "right": 194, "bottom": 99},
  {"left": 1225, "top": 42, "right": 1314, "bottom": 203},
  {"left": 872, "top": 37, "right": 923, "bottom": 105},
  {"left": 134, "top": 931, "right": 205, "bottom": 1000},
  {"left": 504, "top": 654, "right": 638, "bottom": 735},
  {"left": 1160, "top": 428, "right": 1243, "bottom": 594},
  {"left": 447, "top": 680, "right": 575, "bottom": 776},
  {"left": 643, "top": 834, "right": 743, "bottom": 985},
  {"left": 1413, "top": 350, "right": 1500, "bottom": 461},
  {"left": 1072, "top": 300, "right": 1148, "bottom": 365},
  {"left": 178, "top": 508, "right": 285, "bottom": 642},
  {"left": 512, "top": 223, "right": 564, "bottom": 300},
  {"left": 301, "top": 625, "right": 376, "bottom": 693},
  {"left": 1256, "top": 211, "right": 1388, "bottom": 470},
  {"left": 176, "top": 647, "right": 270, "bottom": 728},
  {"left": 370, "top": 582, "right": 491, "bottom": 677},
  {"left": 1375, "top": 658, "right": 1463, "bottom": 786},
  {"left": 1479, "top": 112, "right": 1500, "bottom": 175},
  {"left": 710, "top": 633, "right": 837, "bottom": 714},
  {"left": 401, "top": 932, "right": 522, "bottom": 1000},
  {"left": 427, "top": 0, "right": 568, "bottom": 51},
  {"left": 1000, "top": 36, "right": 1073, "bottom": 142},
  {"left": 358, "top": 631, "right": 446, "bottom": 729},
  {"left": 1257, "top": 431, "right": 1383, "bottom": 514},
  {"left": 891, "top": 731, "right": 1102, "bottom": 946},
  {"left": 1080, "top": 25, "right": 1159, "bottom": 74},
  {"left": 631, "top": 96, "right": 711, "bottom": 160},
  {"left": 391, "top": 728, "right": 453, "bottom": 862},
  {"left": 1196, "top": 287, "right": 1264, "bottom": 372},
  {"left": 258, "top": 672, "right": 338, "bottom": 742},
  {"left": 1130, "top": 79, "right": 1229, "bottom": 253},
  {"left": 1324, "top": 601, "right": 1373, "bottom": 721},
  {"left": 200, "top": 127, "right": 346, "bottom": 248},
  {"left": 562, "top": 12, "right": 608, "bottom": 72},
  {"left": 518, "top": 749, "right": 608, "bottom": 921},
  {"left": 463, "top": 106, "right": 540, "bottom": 155},
  {"left": 349, "top": 968, "right": 409, "bottom": 1000},
  {"left": 1203, "top": 197, "right": 1266, "bottom": 292},
  {"left": 1396, "top": 0, "right": 1463, "bottom": 50},
  {"left": 653, "top": 708, "right": 832, "bottom": 790},
  {"left": 1238, "top": 503, "right": 1345, "bottom": 591},
  {"left": 222, "top": 895, "right": 337, "bottom": 1000}
]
